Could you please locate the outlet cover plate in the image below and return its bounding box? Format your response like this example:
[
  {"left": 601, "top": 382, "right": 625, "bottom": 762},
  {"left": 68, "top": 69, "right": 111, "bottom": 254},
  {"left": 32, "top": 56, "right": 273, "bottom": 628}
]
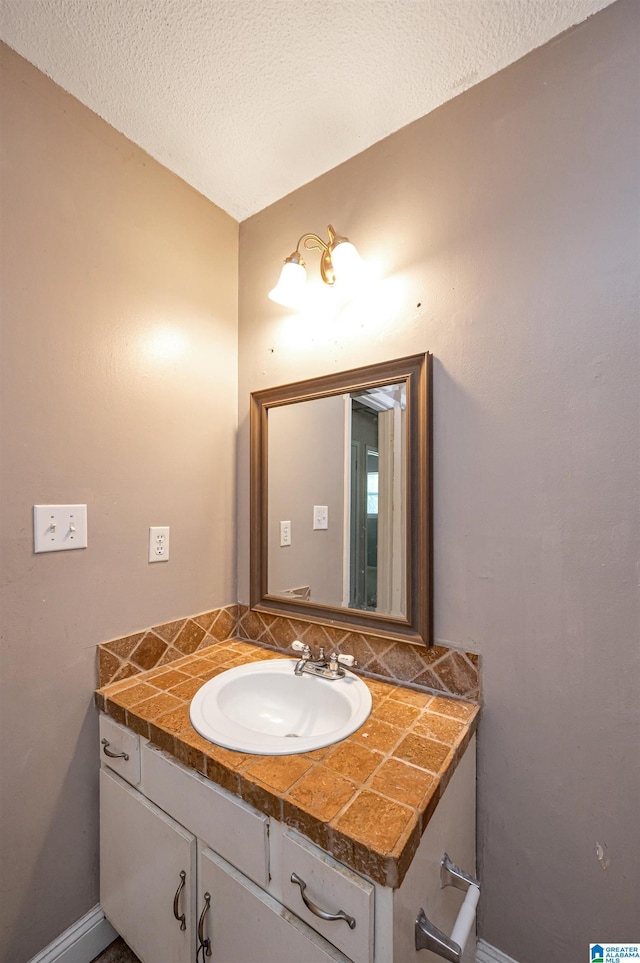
[{"left": 149, "top": 526, "right": 170, "bottom": 562}]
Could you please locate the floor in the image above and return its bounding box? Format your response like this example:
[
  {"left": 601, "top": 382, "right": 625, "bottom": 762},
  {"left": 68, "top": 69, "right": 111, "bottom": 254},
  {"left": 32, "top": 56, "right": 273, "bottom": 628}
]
[{"left": 90, "top": 937, "right": 141, "bottom": 963}]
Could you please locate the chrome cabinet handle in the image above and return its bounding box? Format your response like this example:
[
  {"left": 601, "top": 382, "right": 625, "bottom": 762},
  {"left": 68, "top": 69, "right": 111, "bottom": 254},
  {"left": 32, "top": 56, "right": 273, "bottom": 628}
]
[
  {"left": 290, "top": 872, "right": 356, "bottom": 929},
  {"left": 101, "top": 738, "right": 129, "bottom": 761},
  {"left": 172, "top": 870, "right": 186, "bottom": 931},
  {"left": 197, "top": 892, "right": 212, "bottom": 957}
]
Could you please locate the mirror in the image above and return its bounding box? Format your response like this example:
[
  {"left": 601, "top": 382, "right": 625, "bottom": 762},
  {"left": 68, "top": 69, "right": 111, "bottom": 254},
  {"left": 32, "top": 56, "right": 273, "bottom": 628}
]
[{"left": 250, "top": 353, "right": 433, "bottom": 646}]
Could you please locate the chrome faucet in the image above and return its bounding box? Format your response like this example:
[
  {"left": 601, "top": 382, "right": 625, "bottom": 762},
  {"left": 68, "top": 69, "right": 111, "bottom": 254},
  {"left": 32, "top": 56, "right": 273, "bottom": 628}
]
[
  {"left": 292, "top": 641, "right": 313, "bottom": 676},
  {"left": 291, "top": 641, "right": 356, "bottom": 679}
]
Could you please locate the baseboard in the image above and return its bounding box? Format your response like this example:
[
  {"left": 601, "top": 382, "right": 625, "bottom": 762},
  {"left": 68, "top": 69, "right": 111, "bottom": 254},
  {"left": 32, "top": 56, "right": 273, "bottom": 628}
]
[
  {"left": 28, "top": 904, "right": 117, "bottom": 963},
  {"left": 477, "top": 939, "right": 520, "bottom": 963}
]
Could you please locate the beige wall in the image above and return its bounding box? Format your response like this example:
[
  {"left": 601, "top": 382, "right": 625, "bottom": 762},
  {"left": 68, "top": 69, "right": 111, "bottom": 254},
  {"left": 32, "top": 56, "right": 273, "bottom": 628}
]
[
  {"left": 0, "top": 45, "right": 238, "bottom": 963},
  {"left": 268, "top": 395, "right": 345, "bottom": 605},
  {"left": 238, "top": 3, "right": 640, "bottom": 960}
]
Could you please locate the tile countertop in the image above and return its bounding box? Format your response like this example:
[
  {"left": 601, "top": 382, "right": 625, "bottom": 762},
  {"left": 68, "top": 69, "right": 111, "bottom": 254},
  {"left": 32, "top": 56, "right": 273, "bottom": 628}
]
[{"left": 95, "top": 639, "right": 479, "bottom": 889}]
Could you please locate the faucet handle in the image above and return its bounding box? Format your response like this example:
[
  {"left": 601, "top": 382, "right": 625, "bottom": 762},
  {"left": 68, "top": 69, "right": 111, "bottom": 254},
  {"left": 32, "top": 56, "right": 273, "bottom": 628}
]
[
  {"left": 292, "top": 640, "right": 310, "bottom": 655},
  {"left": 337, "top": 653, "right": 356, "bottom": 668}
]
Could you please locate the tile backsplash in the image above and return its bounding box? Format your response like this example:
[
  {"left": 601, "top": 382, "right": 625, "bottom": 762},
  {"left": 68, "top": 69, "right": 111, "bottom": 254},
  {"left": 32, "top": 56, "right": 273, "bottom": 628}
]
[
  {"left": 97, "top": 603, "right": 480, "bottom": 702},
  {"left": 98, "top": 605, "right": 238, "bottom": 686}
]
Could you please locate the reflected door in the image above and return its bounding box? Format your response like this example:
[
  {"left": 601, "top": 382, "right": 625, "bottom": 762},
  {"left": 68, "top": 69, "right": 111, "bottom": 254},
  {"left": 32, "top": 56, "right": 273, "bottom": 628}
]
[{"left": 349, "top": 402, "right": 378, "bottom": 610}]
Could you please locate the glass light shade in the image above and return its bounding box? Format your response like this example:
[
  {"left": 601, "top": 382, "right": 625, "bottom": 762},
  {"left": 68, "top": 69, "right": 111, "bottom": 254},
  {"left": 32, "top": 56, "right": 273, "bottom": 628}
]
[
  {"left": 268, "top": 260, "right": 307, "bottom": 309},
  {"left": 330, "top": 240, "right": 363, "bottom": 288}
]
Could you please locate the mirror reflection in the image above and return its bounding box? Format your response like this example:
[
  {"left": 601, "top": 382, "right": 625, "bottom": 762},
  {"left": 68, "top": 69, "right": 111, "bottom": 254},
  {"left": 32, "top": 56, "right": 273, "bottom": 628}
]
[
  {"left": 250, "top": 353, "right": 432, "bottom": 646},
  {"left": 267, "top": 382, "right": 407, "bottom": 616}
]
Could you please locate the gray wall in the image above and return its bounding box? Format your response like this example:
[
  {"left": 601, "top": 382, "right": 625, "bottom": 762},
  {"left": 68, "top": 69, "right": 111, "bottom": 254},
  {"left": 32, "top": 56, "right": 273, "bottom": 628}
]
[
  {"left": 0, "top": 45, "right": 238, "bottom": 963},
  {"left": 268, "top": 395, "right": 345, "bottom": 605},
  {"left": 238, "top": 3, "right": 640, "bottom": 960}
]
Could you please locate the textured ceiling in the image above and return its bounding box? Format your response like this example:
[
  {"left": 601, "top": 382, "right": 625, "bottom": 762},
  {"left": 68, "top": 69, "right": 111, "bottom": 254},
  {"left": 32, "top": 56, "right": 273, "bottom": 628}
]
[{"left": 0, "top": 0, "right": 616, "bottom": 221}]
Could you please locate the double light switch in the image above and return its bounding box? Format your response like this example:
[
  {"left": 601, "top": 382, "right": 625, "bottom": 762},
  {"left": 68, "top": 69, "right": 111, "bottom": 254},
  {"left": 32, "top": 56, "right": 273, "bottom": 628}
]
[{"left": 33, "top": 505, "right": 88, "bottom": 553}]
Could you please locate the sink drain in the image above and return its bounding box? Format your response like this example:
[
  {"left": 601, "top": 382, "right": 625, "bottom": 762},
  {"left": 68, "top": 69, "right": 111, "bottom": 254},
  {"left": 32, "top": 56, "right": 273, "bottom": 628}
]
[{"left": 285, "top": 733, "right": 300, "bottom": 738}]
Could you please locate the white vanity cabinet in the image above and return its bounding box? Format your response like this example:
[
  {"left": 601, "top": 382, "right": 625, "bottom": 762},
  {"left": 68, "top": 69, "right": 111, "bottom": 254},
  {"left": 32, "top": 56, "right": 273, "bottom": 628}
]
[
  {"left": 100, "top": 724, "right": 351, "bottom": 963},
  {"left": 100, "top": 768, "right": 197, "bottom": 963},
  {"left": 99, "top": 714, "right": 477, "bottom": 963}
]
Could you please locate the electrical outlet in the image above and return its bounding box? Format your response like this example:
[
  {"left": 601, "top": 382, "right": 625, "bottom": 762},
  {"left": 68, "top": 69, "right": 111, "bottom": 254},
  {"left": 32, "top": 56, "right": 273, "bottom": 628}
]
[
  {"left": 149, "top": 526, "right": 170, "bottom": 562},
  {"left": 280, "top": 520, "right": 291, "bottom": 546}
]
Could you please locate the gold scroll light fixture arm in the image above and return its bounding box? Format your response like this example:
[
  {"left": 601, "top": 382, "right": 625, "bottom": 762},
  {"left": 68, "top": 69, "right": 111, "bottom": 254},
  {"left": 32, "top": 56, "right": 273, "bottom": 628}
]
[{"left": 268, "top": 225, "right": 362, "bottom": 309}]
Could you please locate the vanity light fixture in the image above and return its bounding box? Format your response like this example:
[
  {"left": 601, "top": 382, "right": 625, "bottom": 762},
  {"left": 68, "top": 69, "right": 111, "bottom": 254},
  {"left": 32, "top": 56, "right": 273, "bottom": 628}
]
[{"left": 268, "top": 224, "right": 362, "bottom": 308}]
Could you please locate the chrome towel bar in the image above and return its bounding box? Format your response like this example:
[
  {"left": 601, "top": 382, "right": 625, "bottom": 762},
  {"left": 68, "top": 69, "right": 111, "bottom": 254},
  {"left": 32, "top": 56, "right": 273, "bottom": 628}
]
[{"left": 415, "top": 853, "right": 480, "bottom": 962}]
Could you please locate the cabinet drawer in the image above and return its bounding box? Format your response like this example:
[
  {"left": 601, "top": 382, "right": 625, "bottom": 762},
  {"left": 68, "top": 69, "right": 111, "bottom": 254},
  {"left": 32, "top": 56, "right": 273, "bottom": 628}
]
[
  {"left": 281, "top": 829, "right": 374, "bottom": 963},
  {"left": 99, "top": 715, "right": 141, "bottom": 786},
  {"left": 199, "top": 846, "right": 351, "bottom": 963},
  {"left": 141, "top": 742, "right": 269, "bottom": 887}
]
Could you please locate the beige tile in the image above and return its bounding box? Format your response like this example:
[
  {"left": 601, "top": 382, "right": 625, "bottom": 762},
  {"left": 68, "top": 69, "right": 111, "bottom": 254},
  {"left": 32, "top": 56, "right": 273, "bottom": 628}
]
[
  {"left": 349, "top": 718, "right": 403, "bottom": 753},
  {"left": 108, "top": 682, "right": 159, "bottom": 708},
  {"left": 369, "top": 757, "right": 436, "bottom": 809},
  {"left": 173, "top": 620, "right": 206, "bottom": 654},
  {"left": 323, "top": 741, "right": 383, "bottom": 783},
  {"left": 132, "top": 692, "right": 183, "bottom": 719},
  {"left": 146, "top": 668, "right": 191, "bottom": 690},
  {"left": 245, "top": 755, "right": 313, "bottom": 793},
  {"left": 393, "top": 733, "right": 453, "bottom": 774},
  {"left": 104, "top": 633, "right": 145, "bottom": 658},
  {"left": 411, "top": 712, "right": 466, "bottom": 745},
  {"left": 169, "top": 676, "right": 205, "bottom": 700},
  {"left": 429, "top": 696, "right": 479, "bottom": 721},
  {"left": 152, "top": 619, "right": 187, "bottom": 643},
  {"left": 130, "top": 632, "right": 167, "bottom": 670},
  {"left": 431, "top": 652, "right": 478, "bottom": 696},
  {"left": 333, "top": 790, "right": 414, "bottom": 855},
  {"left": 286, "top": 766, "right": 357, "bottom": 822},
  {"left": 387, "top": 687, "right": 433, "bottom": 708},
  {"left": 372, "top": 699, "right": 421, "bottom": 729},
  {"left": 155, "top": 704, "right": 192, "bottom": 734}
]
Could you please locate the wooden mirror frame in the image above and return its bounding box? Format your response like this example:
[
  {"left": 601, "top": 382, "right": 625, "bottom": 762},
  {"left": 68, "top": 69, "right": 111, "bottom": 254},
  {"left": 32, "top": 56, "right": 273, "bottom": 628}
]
[{"left": 250, "top": 353, "right": 433, "bottom": 646}]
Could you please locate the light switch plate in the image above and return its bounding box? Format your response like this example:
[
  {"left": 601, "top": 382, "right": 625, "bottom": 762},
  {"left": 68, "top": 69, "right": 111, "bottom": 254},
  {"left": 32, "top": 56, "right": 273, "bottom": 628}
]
[
  {"left": 313, "top": 505, "right": 328, "bottom": 530},
  {"left": 34, "top": 505, "right": 88, "bottom": 553}
]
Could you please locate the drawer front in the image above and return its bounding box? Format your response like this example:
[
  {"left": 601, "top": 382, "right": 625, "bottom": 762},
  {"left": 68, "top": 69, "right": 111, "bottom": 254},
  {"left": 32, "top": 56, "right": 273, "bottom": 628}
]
[
  {"left": 281, "top": 829, "right": 374, "bottom": 963},
  {"left": 99, "top": 715, "right": 141, "bottom": 786},
  {"left": 199, "top": 845, "right": 351, "bottom": 963},
  {"left": 141, "top": 742, "right": 269, "bottom": 887}
]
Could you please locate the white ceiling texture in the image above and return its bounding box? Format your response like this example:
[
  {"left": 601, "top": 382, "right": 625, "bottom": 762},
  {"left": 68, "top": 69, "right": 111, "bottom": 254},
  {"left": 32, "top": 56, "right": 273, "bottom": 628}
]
[{"left": 0, "top": 0, "right": 615, "bottom": 221}]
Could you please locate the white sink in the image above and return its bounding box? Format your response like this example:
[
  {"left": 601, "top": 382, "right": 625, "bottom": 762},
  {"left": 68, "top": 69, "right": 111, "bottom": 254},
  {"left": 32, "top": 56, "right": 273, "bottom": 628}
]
[{"left": 189, "top": 659, "right": 372, "bottom": 755}]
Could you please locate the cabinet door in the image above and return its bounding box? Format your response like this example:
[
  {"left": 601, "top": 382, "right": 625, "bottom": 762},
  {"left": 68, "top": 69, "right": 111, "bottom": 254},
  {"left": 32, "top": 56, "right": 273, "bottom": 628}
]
[
  {"left": 198, "top": 845, "right": 350, "bottom": 963},
  {"left": 100, "top": 768, "right": 196, "bottom": 963}
]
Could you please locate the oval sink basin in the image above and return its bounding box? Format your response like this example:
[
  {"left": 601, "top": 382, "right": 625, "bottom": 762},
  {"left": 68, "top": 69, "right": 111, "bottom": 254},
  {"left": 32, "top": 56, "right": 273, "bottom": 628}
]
[{"left": 190, "top": 659, "right": 372, "bottom": 755}]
